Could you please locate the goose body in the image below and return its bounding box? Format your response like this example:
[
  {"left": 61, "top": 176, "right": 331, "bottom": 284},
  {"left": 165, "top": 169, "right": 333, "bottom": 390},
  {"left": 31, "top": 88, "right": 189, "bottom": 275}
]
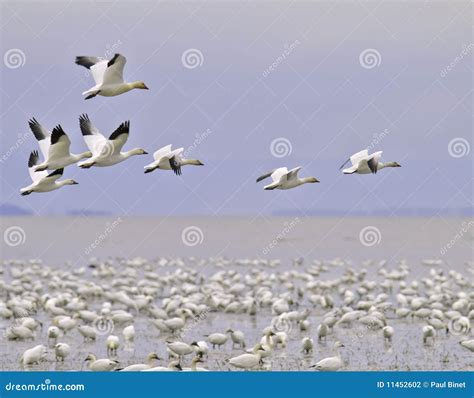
[
  {"left": 228, "top": 351, "right": 263, "bottom": 370},
  {"left": 55, "top": 343, "right": 71, "bottom": 361},
  {"left": 340, "top": 149, "right": 401, "bottom": 174},
  {"left": 75, "top": 54, "right": 148, "bottom": 99},
  {"left": 20, "top": 345, "right": 47, "bottom": 366},
  {"left": 78, "top": 114, "right": 147, "bottom": 168},
  {"left": 120, "top": 353, "right": 160, "bottom": 371},
  {"left": 459, "top": 340, "right": 474, "bottom": 352},
  {"left": 166, "top": 341, "right": 193, "bottom": 357},
  {"left": 28, "top": 119, "right": 91, "bottom": 171},
  {"left": 85, "top": 354, "right": 119, "bottom": 371},
  {"left": 20, "top": 151, "right": 78, "bottom": 196},
  {"left": 144, "top": 144, "right": 203, "bottom": 175},
  {"left": 311, "top": 341, "right": 344, "bottom": 371},
  {"left": 256, "top": 166, "right": 319, "bottom": 190}
]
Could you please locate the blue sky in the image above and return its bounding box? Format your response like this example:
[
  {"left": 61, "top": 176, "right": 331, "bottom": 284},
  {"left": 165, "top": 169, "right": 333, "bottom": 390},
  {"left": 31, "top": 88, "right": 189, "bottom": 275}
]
[{"left": 0, "top": 1, "right": 472, "bottom": 216}]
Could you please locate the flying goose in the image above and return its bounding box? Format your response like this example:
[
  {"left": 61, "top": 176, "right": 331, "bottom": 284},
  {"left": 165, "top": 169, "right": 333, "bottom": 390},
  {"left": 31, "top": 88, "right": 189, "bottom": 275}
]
[
  {"left": 339, "top": 149, "right": 401, "bottom": 174},
  {"left": 28, "top": 118, "right": 92, "bottom": 171},
  {"left": 78, "top": 114, "right": 147, "bottom": 168},
  {"left": 20, "top": 151, "right": 78, "bottom": 196},
  {"left": 75, "top": 53, "right": 148, "bottom": 99},
  {"left": 256, "top": 166, "right": 319, "bottom": 190},
  {"left": 144, "top": 144, "right": 204, "bottom": 175}
]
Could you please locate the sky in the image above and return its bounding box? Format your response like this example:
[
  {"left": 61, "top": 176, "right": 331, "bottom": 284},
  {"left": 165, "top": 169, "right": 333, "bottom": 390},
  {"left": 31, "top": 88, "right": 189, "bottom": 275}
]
[{"left": 0, "top": 1, "right": 472, "bottom": 216}]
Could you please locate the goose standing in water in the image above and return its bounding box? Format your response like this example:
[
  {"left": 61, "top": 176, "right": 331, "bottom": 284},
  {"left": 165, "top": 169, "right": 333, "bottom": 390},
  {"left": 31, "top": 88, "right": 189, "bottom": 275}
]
[
  {"left": 75, "top": 54, "right": 148, "bottom": 99},
  {"left": 144, "top": 144, "right": 204, "bottom": 175},
  {"left": 20, "top": 151, "right": 78, "bottom": 195},
  {"left": 20, "top": 345, "right": 47, "bottom": 367},
  {"left": 84, "top": 354, "right": 119, "bottom": 371},
  {"left": 227, "top": 347, "right": 265, "bottom": 370},
  {"left": 78, "top": 114, "right": 147, "bottom": 168},
  {"left": 310, "top": 341, "right": 345, "bottom": 371},
  {"left": 28, "top": 119, "right": 91, "bottom": 171},
  {"left": 119, "top": 353, "right": 161, "bottom": 371},
  {"left": 256, "top": 167, "right": 319, "bottom": 190},
  {"left": 339, "top": 149, "right": 401, "bottom": 174}
]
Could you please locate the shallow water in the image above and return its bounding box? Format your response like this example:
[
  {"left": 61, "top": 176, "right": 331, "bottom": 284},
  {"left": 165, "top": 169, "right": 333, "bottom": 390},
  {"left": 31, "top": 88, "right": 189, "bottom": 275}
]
[{"left": 0, "top": 217, "right": 472, "bottom": 371}]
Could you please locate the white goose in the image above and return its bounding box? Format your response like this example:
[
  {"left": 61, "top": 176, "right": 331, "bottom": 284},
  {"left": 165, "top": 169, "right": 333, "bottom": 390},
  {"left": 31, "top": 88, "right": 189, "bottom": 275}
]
[
  {"left": 120, "top": 353, "right": 160, "bottom": 371},
  {"left": 340, "top": 149, "right": 401, "bottom": 174},
  {"left": 75, "top": 54, "right": 148, "bottom": 99},
  {"left": 228, "top": 347, "right": 264, "bottom": 370},
  {"left": 28, "top": 118, "right": 92, "bottom": 171},
  {"left": 256, "top": 167, "right": 319, "bottom": 190},
  {"left": 144, "top": 144, "right": 204, "bottom": 175},
  {"left": 20, "top": 345, "right": 47, "bottom": 367},
  {"left": 84, "top": 354, "right": 119, "bottom": 371},
  {"left": 78, "top": 114, "right": 147, "bottom": 168},
  {"left": 20, "top": 151, "right": 78, "bottom": 196},
  {"left": 311, "top": 341, "right": 345, "bottom": 371}
]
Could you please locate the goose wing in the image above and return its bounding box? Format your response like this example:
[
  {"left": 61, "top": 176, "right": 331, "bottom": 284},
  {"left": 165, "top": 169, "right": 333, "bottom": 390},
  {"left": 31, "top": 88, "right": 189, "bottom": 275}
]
[
  {"left": 28, "top": 151, "right": 47, "bottom": 183},
  {"left": 47, "top": 125, "right": 71, "bottom": 161},
  {"left": 41, "top": 168, "right": 64, "bottom": 184},
  {"left": 166, "top": 148, "right": 184, "bottom": 176},
  {"left": 256, "top": 170, "right": 275, "bottom": 183},
  {"left": 75, "top": 56, "right": 108, "bottom": 85},
  {"left": 28, "top": 118, "right": 51, "bottom": 159},
  {"left": 79, "top": 114, "right": 107, "bottom": 156},
  {"left": 366, "top": 151, "right": 383, "bottom": 174},
  {"left": 106, "top": 121, "right": 130, "bottom": 155},
  {"left": 271, "top": 167, "right": 289, "bottom": 182},
  {"left": 102, "top": 54, "right": 126, "bottom": 86},
  {"left": 286, "top": 166, "right": 302, "bottom": 181},
  {"left": 153, "top": 144, "right": 173, "bottom": 161},
  {"left": 350, "top": 149, "right": 369, "bottom": 166}
]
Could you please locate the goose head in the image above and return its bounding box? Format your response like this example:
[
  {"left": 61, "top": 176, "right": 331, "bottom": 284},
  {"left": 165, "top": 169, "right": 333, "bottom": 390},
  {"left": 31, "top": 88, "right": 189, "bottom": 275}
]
[{"left": 132, "top": 81, "right": 149, "bottom": 90}]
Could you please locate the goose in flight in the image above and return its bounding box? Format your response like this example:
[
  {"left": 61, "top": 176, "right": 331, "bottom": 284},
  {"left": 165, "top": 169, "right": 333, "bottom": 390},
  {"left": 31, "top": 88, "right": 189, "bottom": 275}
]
[
  {"left": 144, "top": 144, "right": 204, "bottom": 175},
  {"left": 28, "top": 118, "right": 92, "bottom": 171},
  {"left": 75, "top": 54, "right": 148, "bottom": 99},
  {"left": 256, "top": 167, "right": 319, "bottom": 190},
  {"left": 339, "top": 149, "right": 401, "bottom": 174},
  {"left": 20, "top": 151, "right": 78, "bottom": 196},
  {"left": 78, "top": 114, "right": 147, "bottom": 169}
]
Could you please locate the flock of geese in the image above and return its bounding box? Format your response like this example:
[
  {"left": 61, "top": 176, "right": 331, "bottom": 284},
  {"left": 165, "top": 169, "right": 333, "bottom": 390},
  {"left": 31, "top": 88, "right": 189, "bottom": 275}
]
[
  {"left": 20, "top": 53, "right": 401, "bottom": 196},
  {"left": 1, "top": 257, "right": 472, "bottom": 371}
]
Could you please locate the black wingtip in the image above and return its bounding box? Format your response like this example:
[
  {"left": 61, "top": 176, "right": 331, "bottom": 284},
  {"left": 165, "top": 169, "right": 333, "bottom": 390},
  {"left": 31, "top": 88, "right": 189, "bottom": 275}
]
[
  {"left": 51, "top": 125, "right": 66, "bottom": 145},
  {"left": 28, "top": 150, "right": 39, "bottom": 167},
  {"left": 47, "top": 168, "right": 64, "bottom": 178},
  {"left": 107, "top": 53, "right": 120, "bottom": 68}
]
